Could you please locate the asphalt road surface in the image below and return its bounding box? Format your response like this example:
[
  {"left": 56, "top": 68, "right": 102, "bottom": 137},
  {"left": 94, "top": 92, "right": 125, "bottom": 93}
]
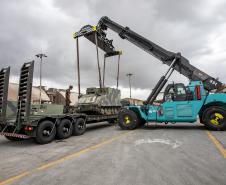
[{"left": 0, "top": 122, "right": 225, "bottom": 185}]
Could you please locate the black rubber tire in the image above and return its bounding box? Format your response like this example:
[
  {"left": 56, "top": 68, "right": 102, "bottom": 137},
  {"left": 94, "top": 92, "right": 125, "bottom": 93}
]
[
  {"left": 56, "top": 119, "right": 73, "bottom": 139},
  {"left": 118, "top": 109, "right": 139, "bottom": 130},
  {"left": 203, "top": 106, "right": 226, "bottom": 131},
  {"left": 73, "top": 118, "right": 86, "bottom": 136},
  {"left": 35, "top": 120, "right": 56, "bottom": 144},
  {"left": 5, "top": 136, "right": 24, "bottom": 141}
]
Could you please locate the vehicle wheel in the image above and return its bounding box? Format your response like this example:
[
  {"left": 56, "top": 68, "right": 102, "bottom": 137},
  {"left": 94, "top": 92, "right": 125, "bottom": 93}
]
[
  {"left": 118, "top": 109, "right": 139, "bottom": 130},
  {"left": 56, "top": 119, "right": 73, "bottom": 139},
  {"left": 5, "top": 136, "right": 24, "bottom": 141},
  {"left": 73, "top": 118, "right": 86, "bottom": 136},
  {"left": 35, "top": 120, "right": 56, "bottom": 144},
  {"left": 203, "top": 106, "right": 226, "bottom": 131}
]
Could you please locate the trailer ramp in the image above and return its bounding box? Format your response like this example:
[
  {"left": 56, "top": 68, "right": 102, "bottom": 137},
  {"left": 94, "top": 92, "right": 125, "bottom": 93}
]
[{"left": 0, "top": 67, "right": 10, "bottom": 124}]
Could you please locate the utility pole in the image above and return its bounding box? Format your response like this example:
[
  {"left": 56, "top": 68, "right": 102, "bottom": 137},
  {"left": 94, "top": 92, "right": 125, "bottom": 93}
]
[
  {"left": 35, "top": 53, "right": 47, "bottom": 106},
  {"left": 76, "top": 38, "right": 81, "bottom": 96},
  {"left": 126, "top": 73, "right": 133, "bottom": 98},
  {"left": 116, "top": 53, "right": 121, "bottom": 89},
  {"left": 94, "top": 32, "right": 102, "bottom": 89}
]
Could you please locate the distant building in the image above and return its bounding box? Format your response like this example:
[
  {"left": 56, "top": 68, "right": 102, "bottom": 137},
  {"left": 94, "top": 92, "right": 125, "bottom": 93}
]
[
  {"left": 121, "top": 98, "right": 163, "bottom": 106},
  {"left": 8, "top": 83, "right": 50, "bottom": 103},
  {"left": 46, "top": 88, "right": 78, "bottom": 106},
  {"left": 8, "top": 83, "right": 79, "bottom": 106},
  {"left": 122, "top": 98, "right": 144, "bottom": 106}
]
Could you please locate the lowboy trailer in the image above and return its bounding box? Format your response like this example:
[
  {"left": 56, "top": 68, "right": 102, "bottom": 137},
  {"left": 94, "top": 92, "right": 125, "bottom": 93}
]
[{"left": 0, "top": 61, "right": 117, "bottom": 144}]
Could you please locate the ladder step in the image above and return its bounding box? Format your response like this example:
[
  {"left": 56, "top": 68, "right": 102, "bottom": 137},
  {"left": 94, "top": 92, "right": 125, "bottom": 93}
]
[
  {"left": 21, "top": 73, "right": 28, "bottom": 76},
  {"left": 19, "top": 93, "right": 27, "bottom": 97},
  {"left": 21, "top": 66, "right": 29, "bottom": 70},
  {"left": 20, "top": 77, "right": 28, "bottom": 80},
  {"left": 19, "top": 92, "right": 27, "bottom": 96},
  {"left": 21, "top": 70, "right": 29, "bottom": 74},
  {"left": 19, "top": 91, "right": 27, "bottom": 94},
  {"left": 19, "top": 89, "right": 27, "bottom": 92},
  {"left": 20, "top": 78, "right": 27, "bottom": 82},
  {"left": 17, "top": 100, "right": 26, "bottom": 104},
  {"left": 22, "top": 66, "right": 29, "bottom": 69},
  {"left": 19, "top": 85, "right": 27, "bottom": 89},
  {"left": 19, "top": 87, "right": 27, "bottom": 91},
  {"left": 20, "top": 82, "right": 27, "bottom": 87},
  {"left": 20, "top": 77, "right": 28, "bottom": 81}
]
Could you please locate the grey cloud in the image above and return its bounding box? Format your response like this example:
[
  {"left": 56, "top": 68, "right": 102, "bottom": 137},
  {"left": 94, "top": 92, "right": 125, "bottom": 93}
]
[{"left": 0, "top": 0, "right": 226, "bottom": 99}]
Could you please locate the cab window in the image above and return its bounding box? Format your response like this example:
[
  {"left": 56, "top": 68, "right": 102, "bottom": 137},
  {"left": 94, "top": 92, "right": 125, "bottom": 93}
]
[{"left": 177, "top": 86, "right": 186, "bottom": 95}]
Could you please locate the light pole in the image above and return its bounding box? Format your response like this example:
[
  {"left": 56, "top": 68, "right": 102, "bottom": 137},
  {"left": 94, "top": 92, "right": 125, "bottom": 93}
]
[
  {"left": 35, "top": 53, "right": 47, "bottom": 105},
  {"left": 126, "top": 73, "right": 133, "bottom": 98}
]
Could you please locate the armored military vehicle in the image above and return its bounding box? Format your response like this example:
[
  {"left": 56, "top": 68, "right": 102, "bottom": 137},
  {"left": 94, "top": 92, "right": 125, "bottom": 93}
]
[{"left": 77, "top": 87, "right": 121, "bottom": 115}]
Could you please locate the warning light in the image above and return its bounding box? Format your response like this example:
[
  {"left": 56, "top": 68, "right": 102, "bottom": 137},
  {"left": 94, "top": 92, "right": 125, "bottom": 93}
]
[
  {"left": 196, "top": 85, "right": 202, "bottom": 100},
  {"left": 25, "top": 126, "right": 33, "bottom": 131}
]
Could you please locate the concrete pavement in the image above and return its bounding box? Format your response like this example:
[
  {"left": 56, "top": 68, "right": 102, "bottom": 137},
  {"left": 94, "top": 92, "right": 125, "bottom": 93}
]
[{"left": 0, "top": 122, "right": 225, "bottom": 185}]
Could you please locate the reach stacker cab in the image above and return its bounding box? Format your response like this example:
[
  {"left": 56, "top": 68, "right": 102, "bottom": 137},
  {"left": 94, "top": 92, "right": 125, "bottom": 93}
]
[{"left": 119, "top": 80, "right": 226, "bottom": 130}]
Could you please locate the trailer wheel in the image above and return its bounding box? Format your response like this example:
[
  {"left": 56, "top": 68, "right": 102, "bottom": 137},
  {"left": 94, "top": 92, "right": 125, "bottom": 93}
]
[
  {"left": 118, "top": 109, "right": 139, "bottom": 130},
  {"left": 35, "top": 120, "right": 56, "bottom": 144},
  {"left": 73, "top": 118, "right": 86, "bottom": 136},
  {"left": 203, "top": 106, "right": 226, "bottom": 131},
  {"left": 56, "top": 119, "right": 73, "bottom": 139}
]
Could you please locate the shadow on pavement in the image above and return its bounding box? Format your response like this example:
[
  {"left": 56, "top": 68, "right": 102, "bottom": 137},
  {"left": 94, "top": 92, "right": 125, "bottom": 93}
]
[
  {"left": 143, "top": 123, "right": 206, "bottom": 130},
  {"left": 86, "top": 122, "right": 112, "bottom": 132}
]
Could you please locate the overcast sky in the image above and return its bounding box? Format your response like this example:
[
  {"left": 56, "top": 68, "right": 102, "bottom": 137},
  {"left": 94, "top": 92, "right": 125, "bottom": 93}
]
[{"left": 0, "top": 0, "right": 226, "bottom": 100}]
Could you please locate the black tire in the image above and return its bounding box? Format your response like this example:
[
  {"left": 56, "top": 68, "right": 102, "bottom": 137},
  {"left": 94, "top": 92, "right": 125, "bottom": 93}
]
[
  {"left": 35, "top": 120, "right": 56, "bottom": 144},
  {"left": 56, "top": 119, "right": 73, "bottom": 139},
  {"left": 203, "top": 106, "right": 226, "bottom": 131},
  {"left": 73, "top": 118, "right": 86, "bottom": 136},
  {"left": 5, "top": 136, "right": 24, "bottom": 141},
  {"left": 118, "top": 109, "right": 139, "bottom": 130}
]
